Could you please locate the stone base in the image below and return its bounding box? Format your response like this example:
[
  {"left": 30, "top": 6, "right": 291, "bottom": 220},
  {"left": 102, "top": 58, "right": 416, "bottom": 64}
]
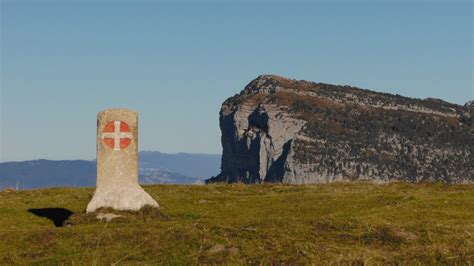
[{"left": 86, "top": 185, "right": 159, "bottom": 213}]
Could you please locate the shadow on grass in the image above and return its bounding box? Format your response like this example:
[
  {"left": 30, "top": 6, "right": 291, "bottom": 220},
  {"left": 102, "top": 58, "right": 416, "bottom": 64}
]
[{"left": 28, "top": 208, "right": 74, "bottom": 227}]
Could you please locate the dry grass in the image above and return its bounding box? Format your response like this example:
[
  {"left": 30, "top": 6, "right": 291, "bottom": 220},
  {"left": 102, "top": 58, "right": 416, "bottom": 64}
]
[
  {"left": 273, "top": 91, "right": 345, "bottom": 109},
  {"left": 0, "top": 183, "right": 473, "bottom": 264}
]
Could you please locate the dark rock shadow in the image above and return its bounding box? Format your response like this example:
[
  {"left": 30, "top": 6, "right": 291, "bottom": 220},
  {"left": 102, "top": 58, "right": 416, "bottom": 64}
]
[
  {"left": 266, "top": 139, "right": 293, "bottom": 182},
  {"left": 28, "top": 208, "right": 74, "bottom": 227}
]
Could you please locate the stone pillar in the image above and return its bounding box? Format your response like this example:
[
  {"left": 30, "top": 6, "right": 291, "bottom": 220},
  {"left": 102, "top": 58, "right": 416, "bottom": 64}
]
[{"left": 86, "top": 108, "right": 159, "bottom": 213}]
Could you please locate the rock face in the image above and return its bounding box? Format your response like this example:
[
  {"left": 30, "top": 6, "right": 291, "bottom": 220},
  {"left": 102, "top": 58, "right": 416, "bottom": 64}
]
[{"left": 207, "top": 75, "right": 473, "bottom": 184}]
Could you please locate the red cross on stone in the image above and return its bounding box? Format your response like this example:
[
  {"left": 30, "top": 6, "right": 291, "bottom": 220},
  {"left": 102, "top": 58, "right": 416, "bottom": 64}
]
[{"left": 101, "top": 121, "right": 132, "bottom": 151}]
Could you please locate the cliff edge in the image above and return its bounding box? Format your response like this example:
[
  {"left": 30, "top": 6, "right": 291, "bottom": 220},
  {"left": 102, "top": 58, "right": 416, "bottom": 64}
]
[{"left": 207, "top": 75, "right": 473, "bottom": 184}]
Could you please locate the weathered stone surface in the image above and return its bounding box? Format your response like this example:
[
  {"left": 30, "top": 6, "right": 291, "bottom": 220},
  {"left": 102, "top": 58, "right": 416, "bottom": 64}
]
[
  {"left": 96, "top": 213, "right": 122, "bottom": 222},
  {"left": 86, "top": 108, "right": 159, "bottom": 213},
  {"left": 207, "top": 75, "right": 473, "bottom": 184}
]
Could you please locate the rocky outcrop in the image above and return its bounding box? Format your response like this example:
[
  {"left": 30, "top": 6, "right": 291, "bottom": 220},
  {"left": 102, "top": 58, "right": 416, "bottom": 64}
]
[{"left": 207, "top": 75, "right": 473, "bottom": 184}]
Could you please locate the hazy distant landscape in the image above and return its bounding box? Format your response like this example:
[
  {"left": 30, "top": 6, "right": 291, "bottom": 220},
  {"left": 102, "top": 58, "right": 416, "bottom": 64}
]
[{"left": 0, "top": 151, "right": 221, "bottom": 189}]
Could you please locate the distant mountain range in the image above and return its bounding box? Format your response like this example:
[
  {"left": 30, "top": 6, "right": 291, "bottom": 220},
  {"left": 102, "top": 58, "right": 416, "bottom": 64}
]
[{"left": 0, "top": 151, "right": 221, "bottom": 190}]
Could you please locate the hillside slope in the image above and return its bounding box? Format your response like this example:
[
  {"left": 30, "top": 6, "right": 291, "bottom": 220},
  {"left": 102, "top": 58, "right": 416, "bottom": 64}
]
[
  {"left": 0, "top": 183, "right": 473, "bottom": 264},
  {"left": 208, "top": 75, "right": 473, "bottom": 184}
]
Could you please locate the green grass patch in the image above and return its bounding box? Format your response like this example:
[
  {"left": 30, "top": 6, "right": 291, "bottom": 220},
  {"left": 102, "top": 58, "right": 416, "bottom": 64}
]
[{"left": 0, "top": 182, "right": 473, "bottom": 264}]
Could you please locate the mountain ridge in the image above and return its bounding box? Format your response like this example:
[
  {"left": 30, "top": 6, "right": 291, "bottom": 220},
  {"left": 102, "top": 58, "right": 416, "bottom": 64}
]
[
  {"left": 208, "top": 75, "right": 472, "bottom": 184},
  {"left": 0, "top": 151, "right": 221, "bottom": 189}
]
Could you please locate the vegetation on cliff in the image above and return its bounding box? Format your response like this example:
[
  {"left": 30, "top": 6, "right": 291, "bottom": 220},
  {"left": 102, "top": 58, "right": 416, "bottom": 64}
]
[{"left": 210, "top": 75, "right": 472, "bottom": 184}]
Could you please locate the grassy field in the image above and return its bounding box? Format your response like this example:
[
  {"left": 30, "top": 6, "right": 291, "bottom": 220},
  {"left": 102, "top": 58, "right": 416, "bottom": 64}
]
[{"left": 0, "top": 183, "right": 473, "bottom": 264}]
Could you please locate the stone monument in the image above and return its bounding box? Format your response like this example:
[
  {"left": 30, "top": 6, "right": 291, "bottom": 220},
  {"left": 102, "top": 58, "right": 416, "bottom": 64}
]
[{"left": 86, "top": 108, "right": 159, "bottom": 213}]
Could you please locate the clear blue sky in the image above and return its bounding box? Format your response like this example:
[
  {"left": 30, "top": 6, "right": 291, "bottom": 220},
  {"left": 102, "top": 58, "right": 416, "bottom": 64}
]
[{"left": 1, "top": 1, "right": 472, "bottom": 162}]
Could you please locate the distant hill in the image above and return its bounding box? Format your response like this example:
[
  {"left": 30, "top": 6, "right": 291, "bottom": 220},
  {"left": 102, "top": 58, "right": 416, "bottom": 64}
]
[
  {"left": 0, "top": 151, "right": 221, "bottom": 189},
  {"left": 139, "top": 151, "right": 221, "bottom": 179},
  {"left": 0, "top": 160, "right": 96, "bottom": 189}
]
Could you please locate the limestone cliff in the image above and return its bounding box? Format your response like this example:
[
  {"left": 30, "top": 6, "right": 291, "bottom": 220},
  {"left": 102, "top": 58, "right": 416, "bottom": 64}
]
[{"left": 207, "top": 75, "right": 473, "bottom": 184}]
